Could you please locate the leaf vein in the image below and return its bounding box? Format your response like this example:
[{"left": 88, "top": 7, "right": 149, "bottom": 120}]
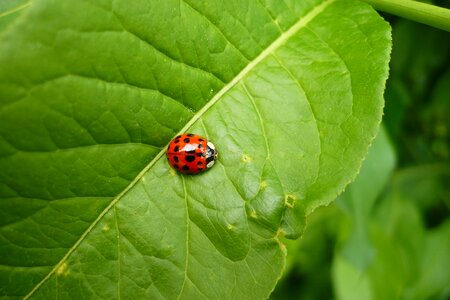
[
  {"left": 113, "top": 205, "right": 122, "bottom": 300},
  {"left": 176, "top": 176, "right": 190, "bottom": 300},
  {"left": 255, "top": 0, "right": 283, "bottom": 33},
  {"left": 180, "top": 0, "right": 251, "bottom": 61},
  {"left": 0, "top": 1, "right": 31, "bottom": 19}
]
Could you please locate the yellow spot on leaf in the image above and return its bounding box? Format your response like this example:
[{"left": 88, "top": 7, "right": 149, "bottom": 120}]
[
  {"left": 276, "top": 228, "right": 286, "bottom": 238},
  {"left": 56, "top": 262, "right": 68, "bottom": 276},
  {"left": 278, "top": 240, "right": 287, "bottom": 253},
  {"left": 260, "top": 181, "right": 267, "bottom": 189},
  {"left": 285, "top": 194, "right": 296, "bottom": 208},
  {"left": 249, "top": 210, "right": 258, "bottom": 219},
  {"left": 241, "top": 154, "right": 252, "bottom": 163},
  {"left": 102, "top": 224, "right": 110, "bottom": 232}
]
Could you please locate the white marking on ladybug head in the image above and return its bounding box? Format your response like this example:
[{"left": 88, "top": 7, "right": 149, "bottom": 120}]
[
  {"left": 207, "top": 142, "right": 215, "bottom": 150},
  {"left": 207, "top": 160, "right": 215, "bottom": 168}
]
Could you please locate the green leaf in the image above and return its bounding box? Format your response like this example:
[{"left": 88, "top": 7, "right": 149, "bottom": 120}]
[{"left": 0, "top": 0, "right": 391, "bottom": 298}]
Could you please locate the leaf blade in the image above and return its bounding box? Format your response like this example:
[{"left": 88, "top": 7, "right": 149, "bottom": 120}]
[{"left": 0, "top": 0, "right": 391, "bottom": 298}]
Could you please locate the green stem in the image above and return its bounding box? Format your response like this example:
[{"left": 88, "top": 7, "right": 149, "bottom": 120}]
[{"left": 361, "top": 0, "right": 450, "bottom": 32}]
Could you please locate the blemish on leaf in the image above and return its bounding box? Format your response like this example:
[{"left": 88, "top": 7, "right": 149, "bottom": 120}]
[
  {"left": 260, "top": 181, "right": 267, "bottom": 190},
  {"left": 276, "top": 228, "right": 286, "bottom": 238},
  {"left": 56, "top": 262, "right": 68, "bottom": 276},
  {"left": 249, "top": 211, "right": 258, "bottom": 219},
  {"left": 102, "top": 224, "right": 110, "bottom": 232},
  {"left": 277, "top": 239, "right": 287, "bottom": 253},
  {"left": 285, "top": 194, "right": 296, "bottom": 208},
  {"left": 226, "top": 223, "right": 234, "bottom": 230},
  {"left": 241, "top": 154, "right": 252, "bottom": 163}
]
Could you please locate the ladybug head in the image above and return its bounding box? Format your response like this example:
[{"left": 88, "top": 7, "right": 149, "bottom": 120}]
[{"left": 205, "top": 141, "right": 218, "bottom": 168}]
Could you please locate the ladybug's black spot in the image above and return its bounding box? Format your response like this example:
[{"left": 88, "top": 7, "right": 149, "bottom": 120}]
[
  {"left": 196, "top": 153, "right": 204, "bottom": 157},
  {"left": 185, "top": 155, "right": 195, "bottom": 162},
  {"left": 187, "top": 133, "right": 195, "bottom": 137},
  {"left": 198, "top": 144, "right": 203, "bottom": 149},
  {"left": 173, "top": 146, "right": 179, "bottom": 152},
  {"left": 186, "top": 149, "right": 195, "bottom": 154},
  {"left": 173, "top": 156, "right": 179, "bottom": 162},
  {"left": 197, "top": 168, "right": 203, "bottom": 171},
  {"left": 182, "top": 165, "right": 190, "bottom": 171},
  {"left": 174, "top": 139, "right": 180, "bottom": 144},
  {"left": 199, "top": 139, "right": 204, "bottom": 142},
  {"left": 174, "top": 164, "right": 179, "bottom": 169},
  {"left": 175, "top": 135, "right": 181, "bottom": 139},
  {"left": 184, "top": 138, "right": 190, "bottom": 143}
]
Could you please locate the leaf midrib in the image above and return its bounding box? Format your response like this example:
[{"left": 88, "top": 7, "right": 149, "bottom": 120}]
[
  {"left": 0, "top": 1, "right": 31, "bottom": 19},
  {"left": 24, "top": 0, "right": 335, "bottom": 297}
]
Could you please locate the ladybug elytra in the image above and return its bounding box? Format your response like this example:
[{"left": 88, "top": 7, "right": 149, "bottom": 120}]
[{"left": 166, "top": 133, "right": 218, "bottom": 174}]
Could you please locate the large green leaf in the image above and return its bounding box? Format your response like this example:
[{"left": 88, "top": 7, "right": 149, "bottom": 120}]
[{"left": 0, "top": 0, "right": 391, "bottom": 298}]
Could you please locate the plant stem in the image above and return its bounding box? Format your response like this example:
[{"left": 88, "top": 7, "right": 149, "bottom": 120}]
[{"left": 361, "top": 0, "right": 450, "bottom": 32}]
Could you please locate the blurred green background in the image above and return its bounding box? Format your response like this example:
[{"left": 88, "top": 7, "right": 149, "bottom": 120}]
[{"left": 271, "top": 5, "right": 450, "bottom": 300}]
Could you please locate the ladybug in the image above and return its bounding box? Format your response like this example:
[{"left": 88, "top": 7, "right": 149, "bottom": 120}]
[{"left": 166, "top": 133, "right": 218, "bottom": 174}]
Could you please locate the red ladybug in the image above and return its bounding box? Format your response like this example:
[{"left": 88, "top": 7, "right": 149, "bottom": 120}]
[{"left": 166, "top": 133, "right": 218, "bottom": 174}]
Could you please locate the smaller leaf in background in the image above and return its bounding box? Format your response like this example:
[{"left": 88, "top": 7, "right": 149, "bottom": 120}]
[
  {"left": 404, "top": 220, "right": 450, "bottom": 300},
  {"left": 333, "top": 163, "right": 450, "bottom": 300},
  {"left": 335, "top": 126, "right": 396, "bottom": 270}
]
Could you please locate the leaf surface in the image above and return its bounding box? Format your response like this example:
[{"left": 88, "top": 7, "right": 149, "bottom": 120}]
[
  {"left": 0, "top": 0, "right": 391, "bottom": 298},
  {"left": 0, "top": 0, "right": 30, "bottom": 33}
]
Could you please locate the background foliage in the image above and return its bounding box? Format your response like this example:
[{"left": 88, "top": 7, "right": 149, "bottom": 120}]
[{"left": 271, "top": 7, "right": 450, "bottom": 299}]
